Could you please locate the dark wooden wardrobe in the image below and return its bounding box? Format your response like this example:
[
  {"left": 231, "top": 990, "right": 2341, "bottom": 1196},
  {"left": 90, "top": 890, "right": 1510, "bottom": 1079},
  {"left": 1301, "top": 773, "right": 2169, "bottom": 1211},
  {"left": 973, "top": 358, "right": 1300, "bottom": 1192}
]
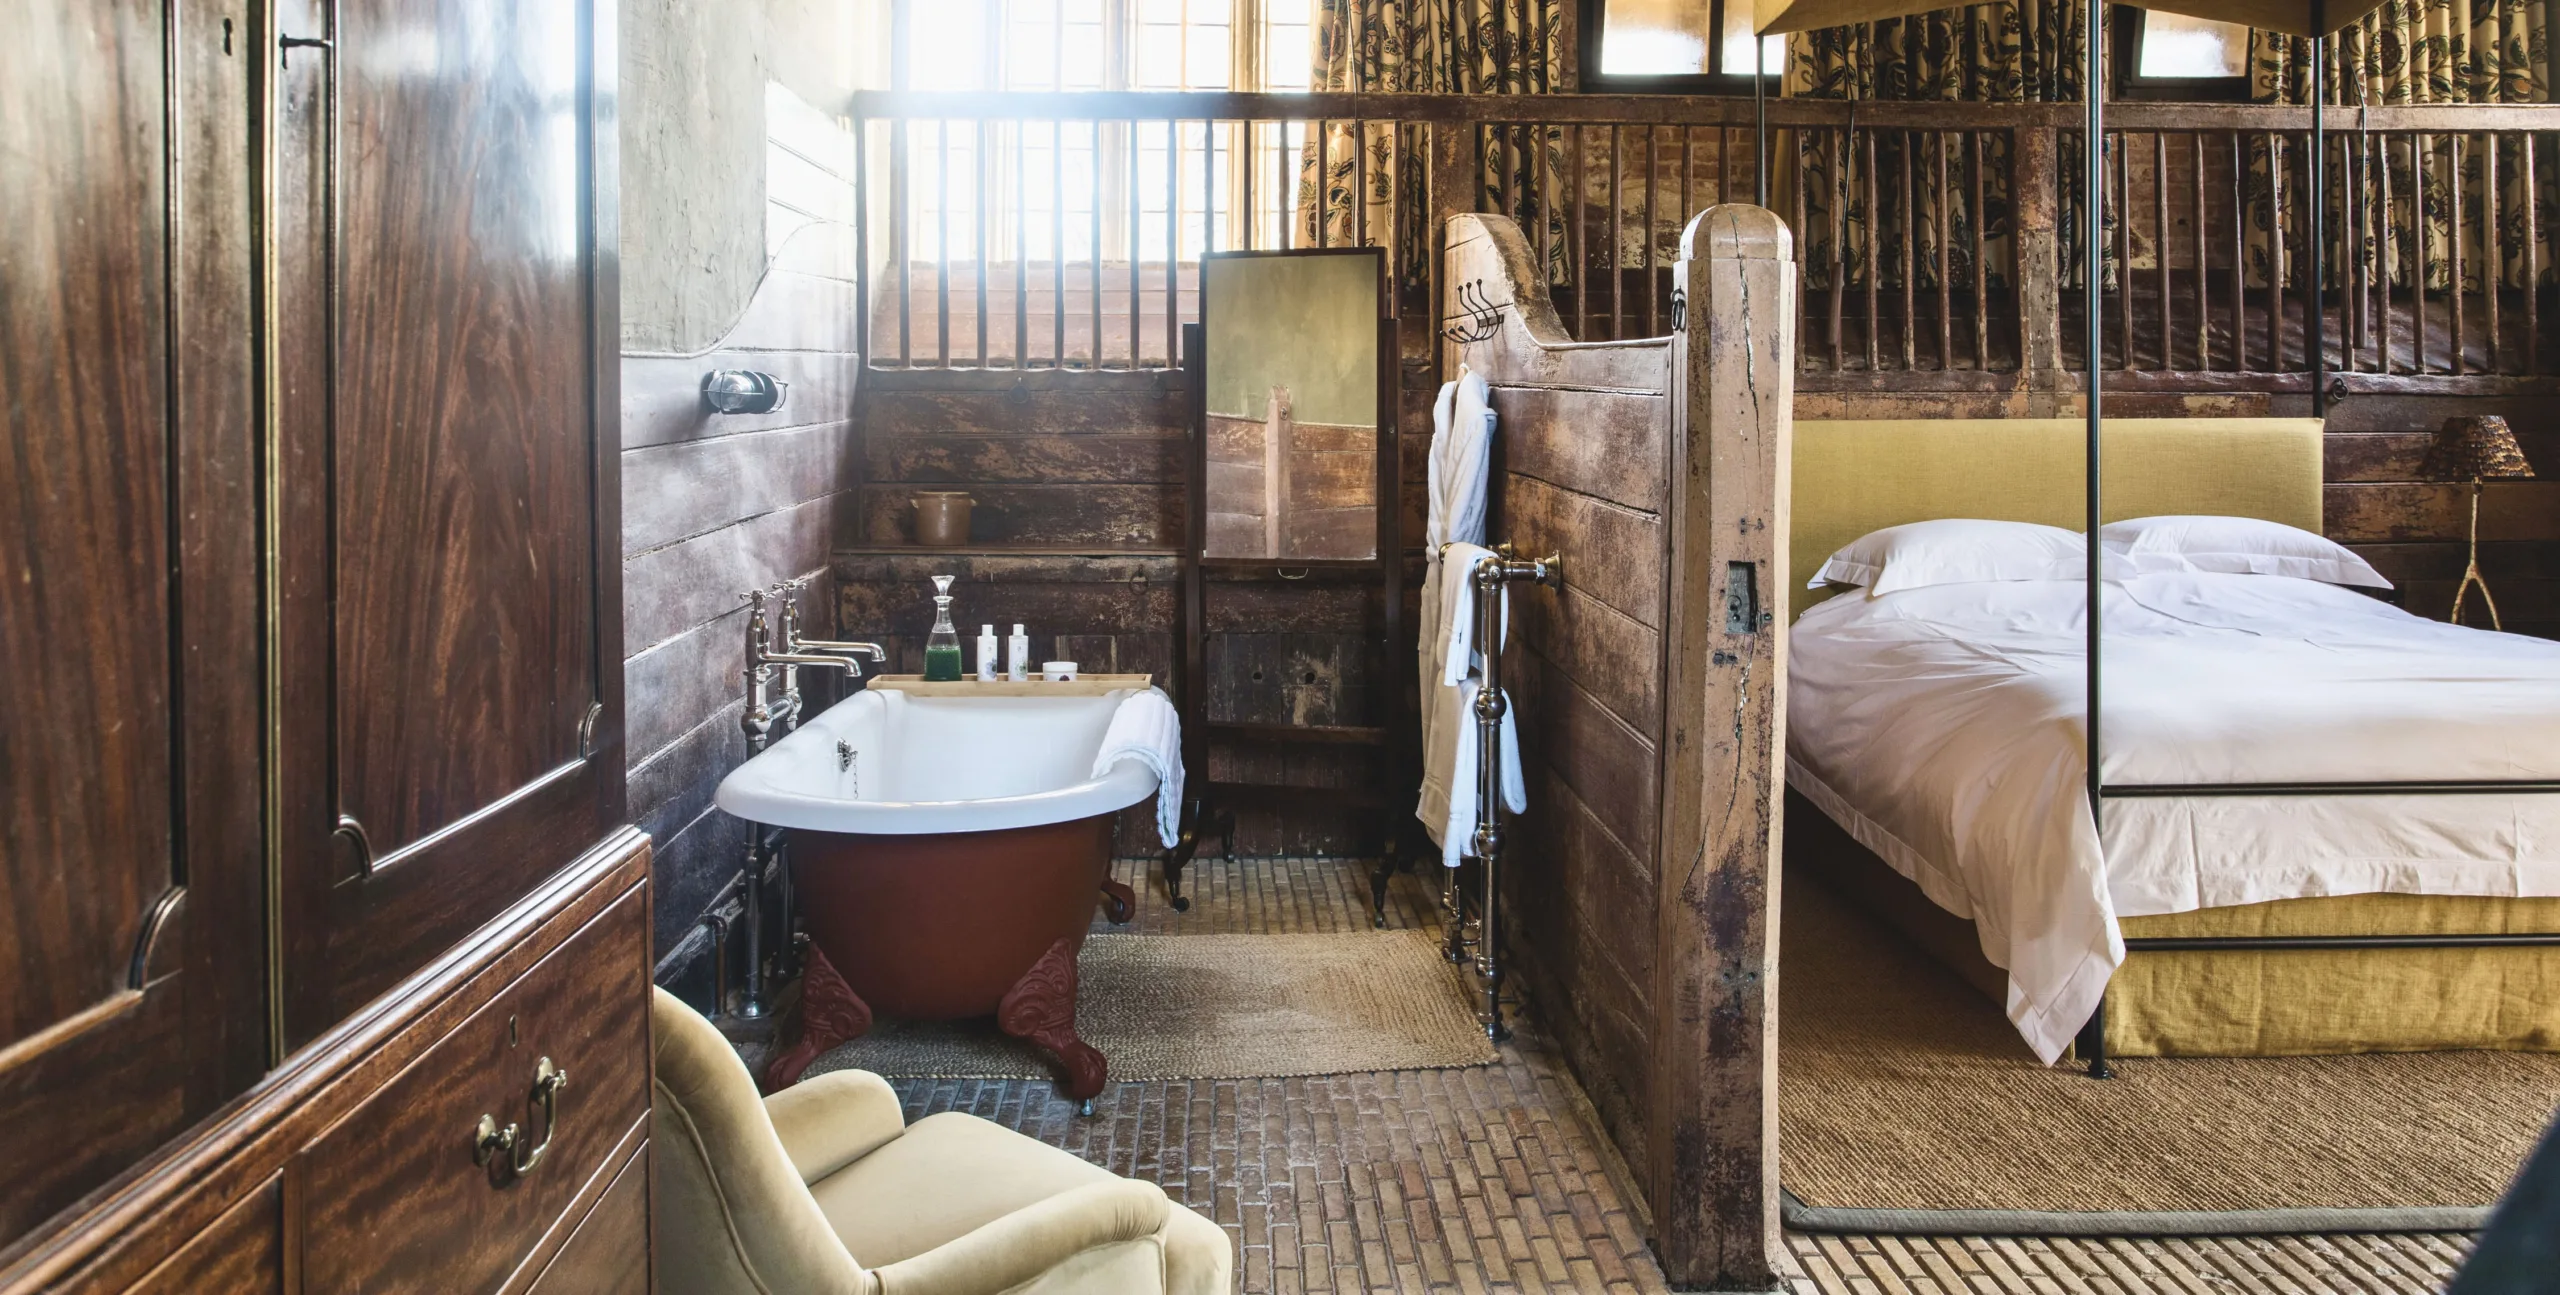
[{"left": 0, "top": 1, "right": 647, "bottom": 1290}]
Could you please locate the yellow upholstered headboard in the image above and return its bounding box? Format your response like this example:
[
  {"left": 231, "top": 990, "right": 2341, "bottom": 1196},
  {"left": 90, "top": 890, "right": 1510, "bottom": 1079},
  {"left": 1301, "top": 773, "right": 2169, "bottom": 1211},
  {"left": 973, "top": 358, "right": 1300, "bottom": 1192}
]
[{"left": 1790, "top": 418, "right": 2327, "bottom": 614}]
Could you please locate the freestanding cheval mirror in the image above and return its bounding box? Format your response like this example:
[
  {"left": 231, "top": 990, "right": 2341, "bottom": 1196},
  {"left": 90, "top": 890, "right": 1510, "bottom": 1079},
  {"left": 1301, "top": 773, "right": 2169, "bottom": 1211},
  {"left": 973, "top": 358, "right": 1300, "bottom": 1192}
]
[
  {"left": 1165, "top": 248, "right": 1409, "bottom": 915},
  {"left": 1199, "top": 250, "right": 1387, "bottom": 561}
]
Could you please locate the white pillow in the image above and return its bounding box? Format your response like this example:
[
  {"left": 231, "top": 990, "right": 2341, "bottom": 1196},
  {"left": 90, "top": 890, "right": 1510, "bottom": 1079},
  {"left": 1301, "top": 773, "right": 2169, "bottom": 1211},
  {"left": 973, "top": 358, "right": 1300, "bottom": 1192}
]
[
  {"left": 2101, "top": 515, "right": 2391, "bottom": 589},
  {"left": 1811, "top": 519, "right": 2130, "bottom": 596}
]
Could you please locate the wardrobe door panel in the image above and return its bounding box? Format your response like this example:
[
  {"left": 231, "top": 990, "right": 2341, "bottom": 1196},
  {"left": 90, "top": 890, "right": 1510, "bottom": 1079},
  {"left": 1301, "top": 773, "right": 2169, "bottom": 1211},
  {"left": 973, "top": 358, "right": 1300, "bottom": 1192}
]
[
  {"left": 0, "top": 0, "right": 265, "bottom": 1247},
  {"left": 274, "top": 0, "right": 622, "bottom": 1049}
]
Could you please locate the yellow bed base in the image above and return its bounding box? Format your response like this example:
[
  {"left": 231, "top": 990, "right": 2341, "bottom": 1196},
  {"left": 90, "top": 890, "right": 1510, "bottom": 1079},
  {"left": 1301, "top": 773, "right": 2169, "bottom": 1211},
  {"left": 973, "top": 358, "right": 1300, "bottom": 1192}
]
[{"left": 1783, "top": 417, "right": 2560, "bottom": 1057}]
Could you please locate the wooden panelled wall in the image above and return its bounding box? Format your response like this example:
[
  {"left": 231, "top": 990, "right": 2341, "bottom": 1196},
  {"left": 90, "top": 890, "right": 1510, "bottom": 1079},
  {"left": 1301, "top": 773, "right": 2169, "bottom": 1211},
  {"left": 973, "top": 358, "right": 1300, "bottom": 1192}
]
[
  {"left": 621, "top": 89, "right": 864, "bottom": 1000},
  {"left": 836, "top": 366, "right": 1435, "bottom": 855}
]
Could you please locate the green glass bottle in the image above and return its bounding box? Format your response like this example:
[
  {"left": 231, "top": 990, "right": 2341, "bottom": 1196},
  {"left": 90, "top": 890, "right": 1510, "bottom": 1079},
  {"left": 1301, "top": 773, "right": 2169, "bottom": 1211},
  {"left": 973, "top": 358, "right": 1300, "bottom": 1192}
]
[{"left": 922, "top": 574, "right": 965, "bottom": 681}]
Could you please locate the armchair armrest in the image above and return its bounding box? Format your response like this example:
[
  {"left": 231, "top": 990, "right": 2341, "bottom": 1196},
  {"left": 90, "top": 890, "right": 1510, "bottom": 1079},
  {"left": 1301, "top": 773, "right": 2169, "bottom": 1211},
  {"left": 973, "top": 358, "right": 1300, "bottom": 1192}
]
[
  {"left": 765, "top": 1069, "right": 908, "bottom": 1184},
  {"left": 868, "top": 1179, "right": 1172, "bottom": 1295}
]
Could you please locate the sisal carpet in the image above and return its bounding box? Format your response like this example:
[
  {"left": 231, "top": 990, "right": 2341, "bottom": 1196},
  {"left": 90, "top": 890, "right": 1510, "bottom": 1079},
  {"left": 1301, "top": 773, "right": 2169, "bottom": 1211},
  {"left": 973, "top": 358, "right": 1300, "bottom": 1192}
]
[
  {"left": 806, "top": 929, "right": 1498, "bottom": 1083},
  {"left": 1781, "top": 874, "right": 2560, "bottom": 1231}
]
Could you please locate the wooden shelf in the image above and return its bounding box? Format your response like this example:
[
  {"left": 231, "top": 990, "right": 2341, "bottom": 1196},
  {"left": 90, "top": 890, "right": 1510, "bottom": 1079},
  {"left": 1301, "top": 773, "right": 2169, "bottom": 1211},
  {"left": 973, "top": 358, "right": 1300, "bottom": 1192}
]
[{"left": 1207, "top": 721, "right": 1387, "bottom": 746}]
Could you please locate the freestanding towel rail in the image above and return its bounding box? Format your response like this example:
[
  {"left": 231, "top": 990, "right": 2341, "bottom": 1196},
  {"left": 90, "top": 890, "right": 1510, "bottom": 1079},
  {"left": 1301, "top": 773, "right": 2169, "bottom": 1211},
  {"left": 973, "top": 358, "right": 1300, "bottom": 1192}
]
[{"left": 1443, "top": 543, "right": 1562, "bottom": 1041}]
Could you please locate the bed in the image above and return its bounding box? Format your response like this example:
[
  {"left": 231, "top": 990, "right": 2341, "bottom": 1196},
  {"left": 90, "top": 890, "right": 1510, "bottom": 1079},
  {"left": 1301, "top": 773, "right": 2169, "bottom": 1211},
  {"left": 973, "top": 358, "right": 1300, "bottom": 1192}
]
[{"left": 1785, "top": 418, "right": 2560, "bottom": 1065}]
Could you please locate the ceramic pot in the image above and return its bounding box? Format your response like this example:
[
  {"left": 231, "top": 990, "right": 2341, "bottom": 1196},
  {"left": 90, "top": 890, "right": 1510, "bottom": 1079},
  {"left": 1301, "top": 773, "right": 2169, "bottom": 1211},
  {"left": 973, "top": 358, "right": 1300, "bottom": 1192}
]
[{"left": 913, "top": 491, "right": 974, "bottom": 546}]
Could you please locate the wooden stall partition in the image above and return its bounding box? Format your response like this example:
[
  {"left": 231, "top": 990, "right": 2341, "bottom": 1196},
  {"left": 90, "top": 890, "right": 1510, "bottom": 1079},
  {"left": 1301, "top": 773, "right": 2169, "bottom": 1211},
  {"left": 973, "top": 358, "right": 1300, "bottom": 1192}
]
[
  {"left": 1437, "top": 212, "right": 1678, "bottom": 1229},
  {"left": 1650, "top": 206, "right": 1795, "bottom": 1290},
  {"left": 1439, "top": 206, "right": 1794, "bottom": 1289}
]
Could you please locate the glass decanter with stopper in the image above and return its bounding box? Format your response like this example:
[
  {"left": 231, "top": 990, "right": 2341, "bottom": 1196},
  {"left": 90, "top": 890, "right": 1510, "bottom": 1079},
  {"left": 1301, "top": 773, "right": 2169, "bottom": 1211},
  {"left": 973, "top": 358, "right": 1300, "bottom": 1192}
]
[{"left": 922, "top": 574, "right": 965, "bottom": 681}]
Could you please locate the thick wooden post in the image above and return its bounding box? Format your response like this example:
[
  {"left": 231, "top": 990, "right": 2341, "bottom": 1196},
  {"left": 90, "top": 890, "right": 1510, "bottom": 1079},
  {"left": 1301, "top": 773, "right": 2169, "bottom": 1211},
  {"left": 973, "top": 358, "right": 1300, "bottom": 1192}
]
[
  {"left": 2013, "top": 126, "right": 2065, "bottom": 403},
  {"left": 1652, "top": 205, "right": 1793, "bottom": 1291}
]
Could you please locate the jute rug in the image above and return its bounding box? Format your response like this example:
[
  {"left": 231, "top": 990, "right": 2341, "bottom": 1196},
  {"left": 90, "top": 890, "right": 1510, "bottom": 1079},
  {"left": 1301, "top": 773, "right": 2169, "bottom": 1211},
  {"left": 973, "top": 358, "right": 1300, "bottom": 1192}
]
[
  {"left": 1781, "top": 875, "right": 2560, "bottom": 1234},
  {"left": 806, "top": 929, "right": 1498, "bottom": 1083}
]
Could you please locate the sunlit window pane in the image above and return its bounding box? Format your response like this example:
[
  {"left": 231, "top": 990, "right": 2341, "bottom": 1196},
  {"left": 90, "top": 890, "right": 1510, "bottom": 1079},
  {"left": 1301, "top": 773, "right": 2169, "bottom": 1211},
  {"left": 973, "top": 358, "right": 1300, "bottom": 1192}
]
[
  {"left": 2137, "top": 13, "right": 2248, "bottom": 79},
  {"left": 1599, "top": 0, "right": 1709, "bottom": 76},
  {"left": 910, "top": 1, "right": 991, "bottom": 89}
]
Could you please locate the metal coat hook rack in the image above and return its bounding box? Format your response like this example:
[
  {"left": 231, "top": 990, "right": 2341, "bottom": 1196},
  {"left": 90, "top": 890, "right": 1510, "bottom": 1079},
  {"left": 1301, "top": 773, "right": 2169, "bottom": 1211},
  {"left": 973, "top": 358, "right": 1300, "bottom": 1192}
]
[{"left": 1439, "top": 279, "right": 1509, "bottom": 345}]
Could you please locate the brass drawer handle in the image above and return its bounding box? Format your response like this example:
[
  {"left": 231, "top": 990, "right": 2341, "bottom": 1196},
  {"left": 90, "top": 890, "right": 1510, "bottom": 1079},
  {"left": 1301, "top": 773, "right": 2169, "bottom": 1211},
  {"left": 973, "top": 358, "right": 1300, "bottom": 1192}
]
[{"left": 472, "top": 1057, "right": 569, "bottom": 1179}]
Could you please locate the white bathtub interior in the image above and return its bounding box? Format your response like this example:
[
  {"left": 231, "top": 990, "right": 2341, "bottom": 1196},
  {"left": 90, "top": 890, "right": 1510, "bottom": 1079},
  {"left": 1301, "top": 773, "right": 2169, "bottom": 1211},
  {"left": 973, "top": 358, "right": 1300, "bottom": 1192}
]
[{"left": 715, "top": 687, "right": 1157, "bottom": 835}]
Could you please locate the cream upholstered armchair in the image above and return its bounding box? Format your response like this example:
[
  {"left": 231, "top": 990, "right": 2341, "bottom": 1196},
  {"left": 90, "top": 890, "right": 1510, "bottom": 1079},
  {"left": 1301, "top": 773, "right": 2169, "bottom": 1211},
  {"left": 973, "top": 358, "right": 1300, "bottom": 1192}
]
[{"left": 651, "top": 988, "right": 1233, "bottom": 1294}]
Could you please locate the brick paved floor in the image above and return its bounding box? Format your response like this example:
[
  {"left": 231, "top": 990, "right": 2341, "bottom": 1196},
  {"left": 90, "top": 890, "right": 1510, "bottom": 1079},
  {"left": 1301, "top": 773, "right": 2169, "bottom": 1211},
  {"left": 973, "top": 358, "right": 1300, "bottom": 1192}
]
[{"left": 870, "top": 856, "right": 2474, "bottom": 1293}]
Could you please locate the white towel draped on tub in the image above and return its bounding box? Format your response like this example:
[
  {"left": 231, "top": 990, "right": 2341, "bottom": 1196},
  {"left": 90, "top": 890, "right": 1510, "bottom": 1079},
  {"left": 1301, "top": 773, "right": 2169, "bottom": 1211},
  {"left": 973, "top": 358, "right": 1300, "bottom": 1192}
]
[
  {"left": 1092, "top": 686, "right": 1184, "bottom": 849},
  {"left": 1419, "top": 544, "right": 1526, "bottom": 867}
]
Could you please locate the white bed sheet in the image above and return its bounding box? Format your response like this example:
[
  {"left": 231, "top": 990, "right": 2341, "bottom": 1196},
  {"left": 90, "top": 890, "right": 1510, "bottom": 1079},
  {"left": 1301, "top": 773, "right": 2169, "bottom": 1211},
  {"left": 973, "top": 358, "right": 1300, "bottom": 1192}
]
[{"left": 1786, "top": 571, "right": 2560, "bottom": 1063}]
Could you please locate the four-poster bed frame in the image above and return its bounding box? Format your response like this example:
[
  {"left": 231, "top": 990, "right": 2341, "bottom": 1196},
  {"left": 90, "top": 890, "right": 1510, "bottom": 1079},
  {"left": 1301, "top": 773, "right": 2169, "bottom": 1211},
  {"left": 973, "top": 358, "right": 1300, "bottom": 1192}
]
[{"left": 1751, "top": 0, "right": 2560, "bottom": 1076}]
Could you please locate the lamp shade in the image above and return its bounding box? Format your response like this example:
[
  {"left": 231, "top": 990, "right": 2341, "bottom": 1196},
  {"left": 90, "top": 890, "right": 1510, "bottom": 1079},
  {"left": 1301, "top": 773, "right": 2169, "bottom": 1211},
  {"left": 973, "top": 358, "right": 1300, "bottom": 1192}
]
[
  {"left": 1753, "top": 0, "right": 2391, "bottom": 37},
  {"left": 2419, "top": 415, "right": 2536, "bottom": 484}
]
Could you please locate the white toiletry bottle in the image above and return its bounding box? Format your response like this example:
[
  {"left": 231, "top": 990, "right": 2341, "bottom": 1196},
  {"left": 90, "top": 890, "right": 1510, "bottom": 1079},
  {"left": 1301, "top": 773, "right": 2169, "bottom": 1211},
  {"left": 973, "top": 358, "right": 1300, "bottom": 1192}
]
[
  {"left": 977, "top": 624, "right": 998, "bottom": 682},
  {"left": 1007, "top": 623, "right": 1030, "bottom": 682}
]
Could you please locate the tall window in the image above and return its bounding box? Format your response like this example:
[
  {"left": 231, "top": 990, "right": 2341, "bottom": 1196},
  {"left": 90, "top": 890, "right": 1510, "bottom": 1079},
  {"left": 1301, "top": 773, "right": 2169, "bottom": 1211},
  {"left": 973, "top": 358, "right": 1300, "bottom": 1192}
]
[{"left": 898, "top": 0, "right": 1316, "bottom": 265}]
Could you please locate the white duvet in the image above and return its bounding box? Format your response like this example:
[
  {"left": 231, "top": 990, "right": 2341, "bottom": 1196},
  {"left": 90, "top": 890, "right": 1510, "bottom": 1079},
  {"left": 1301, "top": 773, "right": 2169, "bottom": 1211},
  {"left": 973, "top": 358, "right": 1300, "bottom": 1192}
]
[{"left": 1787, "top": 571, "right": 2560, "bottom": 1063}]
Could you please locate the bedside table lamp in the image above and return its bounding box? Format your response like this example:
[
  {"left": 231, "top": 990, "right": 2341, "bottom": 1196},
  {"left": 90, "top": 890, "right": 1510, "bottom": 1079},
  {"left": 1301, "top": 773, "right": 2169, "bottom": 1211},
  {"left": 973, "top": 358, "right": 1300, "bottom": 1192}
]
[{"left": 2419, "top": 415, "right": 2535, "bottom": 630}]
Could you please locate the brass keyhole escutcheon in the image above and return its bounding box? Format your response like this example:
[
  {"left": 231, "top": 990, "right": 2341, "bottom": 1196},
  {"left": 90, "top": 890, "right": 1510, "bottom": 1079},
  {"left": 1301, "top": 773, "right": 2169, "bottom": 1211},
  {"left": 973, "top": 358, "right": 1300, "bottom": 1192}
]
[{"left": 471, "top": 1056, "right": 568, "bottom": 1180}]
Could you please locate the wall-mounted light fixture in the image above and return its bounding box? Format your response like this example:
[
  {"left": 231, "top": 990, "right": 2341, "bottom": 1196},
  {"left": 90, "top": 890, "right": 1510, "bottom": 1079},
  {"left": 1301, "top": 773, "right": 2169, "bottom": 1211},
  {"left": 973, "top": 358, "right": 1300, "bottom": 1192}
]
[{"left": 702, "top": 369, "right": 790, "bottom": 415}]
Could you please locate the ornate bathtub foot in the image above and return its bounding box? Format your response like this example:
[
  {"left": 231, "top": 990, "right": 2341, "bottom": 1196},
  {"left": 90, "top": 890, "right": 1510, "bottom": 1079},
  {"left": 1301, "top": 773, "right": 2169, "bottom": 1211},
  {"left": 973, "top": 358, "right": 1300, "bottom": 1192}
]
[
  {"left": 1159, "top": 835, "right": 1197, "bottom": 914},
  {"left": 765, "top": 943, "right": 873, "bottom": 1092},
  {"left": 1098, "top": 877, "right": 1137, "bottom": 924},
  {"left": 998, "top": 936, "right": 1107, "bottom": 1102}
]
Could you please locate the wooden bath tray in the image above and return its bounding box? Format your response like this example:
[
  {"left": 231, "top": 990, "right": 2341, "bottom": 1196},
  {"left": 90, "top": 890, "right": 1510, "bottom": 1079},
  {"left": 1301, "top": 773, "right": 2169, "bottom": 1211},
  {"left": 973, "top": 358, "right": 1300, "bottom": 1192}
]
[{"left": 866, "top": 673, "right": 1153, "bottom": 697}]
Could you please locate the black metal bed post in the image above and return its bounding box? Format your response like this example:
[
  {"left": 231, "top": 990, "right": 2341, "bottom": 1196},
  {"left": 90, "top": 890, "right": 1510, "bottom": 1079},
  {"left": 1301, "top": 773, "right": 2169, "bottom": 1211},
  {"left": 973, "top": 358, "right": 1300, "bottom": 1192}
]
[
  {"left": 2082, "top": 0, "right": 2112, "bottom": 1079},
  {"left": 2311, "top": 35, "right": 2327, "bottom": 417}
]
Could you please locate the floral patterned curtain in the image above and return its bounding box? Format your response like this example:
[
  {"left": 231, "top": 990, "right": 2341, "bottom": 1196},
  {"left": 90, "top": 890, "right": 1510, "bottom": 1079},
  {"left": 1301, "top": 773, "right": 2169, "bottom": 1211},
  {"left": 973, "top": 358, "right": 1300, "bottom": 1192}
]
[
  {"left": 1785, "top": 3, "right": 2095, "bottom": 307},
  {"left": 2248, "top": 0, "right": 2552, "bottom": 292},
  {"left": 1297, "top": 0, "right": 1569, "bottom": 286}
]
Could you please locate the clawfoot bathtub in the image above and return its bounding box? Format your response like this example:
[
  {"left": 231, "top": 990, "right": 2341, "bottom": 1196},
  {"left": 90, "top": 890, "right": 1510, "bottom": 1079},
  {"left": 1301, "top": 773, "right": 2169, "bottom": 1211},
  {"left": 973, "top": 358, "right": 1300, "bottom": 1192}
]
[{"left": 715, "top": 687, "right": 1157, "bottom": 1102}]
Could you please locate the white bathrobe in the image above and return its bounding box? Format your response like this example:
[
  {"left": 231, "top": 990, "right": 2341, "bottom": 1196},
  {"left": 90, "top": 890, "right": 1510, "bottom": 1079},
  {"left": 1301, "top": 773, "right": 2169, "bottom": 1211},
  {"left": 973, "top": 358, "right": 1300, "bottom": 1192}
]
[{"left": 1415, "top": 368, "right": 1520, "bottom": 863}]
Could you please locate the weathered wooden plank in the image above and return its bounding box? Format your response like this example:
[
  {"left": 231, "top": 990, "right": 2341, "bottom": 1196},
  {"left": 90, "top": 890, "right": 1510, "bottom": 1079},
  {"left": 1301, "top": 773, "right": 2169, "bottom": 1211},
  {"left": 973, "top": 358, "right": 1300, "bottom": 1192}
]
[
  {"left": 623, "top": 421, "right": 857, "bottom": 556},
  {"left": 867, "top": 433, "right": 1184, "bottom": 484},
  {"left": 628, "top": 696, "right": 749, "bottom": 848},
  {"left": 2352, "top": 539, "right": 2560, "bottom": 583},
  {"left": 2321, "top": 392, "right": 2560, "bottom": 432},
  {"left": 1508, "top": 579, "right": 1661, "bottom": 742},
  {"left": 837, "top": 572, "right": 1177, "bottom": 640},
  {"left": 1491, "top": 386, "right": 1668, "bottom": 514},
  {"left": 857, "top": 482, "right": 1182, "bottom": 547},
  {"left": 860, "top": 387, "right": 1190, "bottom": 437},
  {"left": 622, "top": 350, "right": 860, "bottom": 450},
  {"left": 1511, "top": 650, "right": 1662, "bottom": 867},
  {"left": 1514, "top": 767, "right": 1659, "bottom": 1182},
  {"left": 1207, "top": 632, "right": 1376, "bottom": 727},
  {"left": 625, "top": 608, "right": 753, "bottom": 766},
  {"left": 623, "top": 492, "right": 849, "bottom": 655},
  {"left": 1650, "top": 206, "right": 1792, "bottom": 1289},
  {"left": 2323, "top": 430, "right": 2560, "bottom": 484},
  {"left": 1200, "top": 582, "right": 1374, "bottom": 634},
  {"left": 1502, "top": 472, "right": 1665, "bottom": 629},
  {"left": 2325, "top": 481, "right": 2560, "bottom": 544}
]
